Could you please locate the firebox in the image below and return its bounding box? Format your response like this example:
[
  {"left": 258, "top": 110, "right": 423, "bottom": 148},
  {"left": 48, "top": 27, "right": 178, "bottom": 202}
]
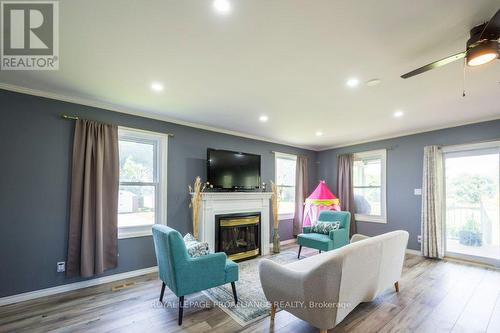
[{"left": 215, "top": 213, "right": 261, "bottom": 261}]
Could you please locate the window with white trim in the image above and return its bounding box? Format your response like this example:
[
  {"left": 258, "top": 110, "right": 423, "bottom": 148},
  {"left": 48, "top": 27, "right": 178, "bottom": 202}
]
[
  {"left": 118, "top": 128, "right": 168, "bottom": 238},
  {"left": 353, "top": 149, "right": 387, "bottom": 223},
  {"left": 275, "top": 152, "right": 297, "bottom": 219}
]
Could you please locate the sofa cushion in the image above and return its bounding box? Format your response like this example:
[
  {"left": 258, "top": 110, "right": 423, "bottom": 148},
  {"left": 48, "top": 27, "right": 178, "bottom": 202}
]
[
  {"left": 183, "top": 233, "right": 210, "bottom": 258},
  {"left": 224, "top": 259, "right": 239, "bottom": 283},
  {"left": 312, "top": 221, "right": 340, "bottom": 234}
]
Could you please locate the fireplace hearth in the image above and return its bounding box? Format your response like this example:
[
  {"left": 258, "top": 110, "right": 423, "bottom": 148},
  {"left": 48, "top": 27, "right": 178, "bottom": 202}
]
[{"left": 215, "top": 213, "right": 261, "bottom": 261}]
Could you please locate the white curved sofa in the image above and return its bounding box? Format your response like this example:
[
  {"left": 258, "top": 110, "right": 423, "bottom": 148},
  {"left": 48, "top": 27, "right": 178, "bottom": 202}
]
[{"left": 259, "top": 230, "right": 409, "bottom": 333}]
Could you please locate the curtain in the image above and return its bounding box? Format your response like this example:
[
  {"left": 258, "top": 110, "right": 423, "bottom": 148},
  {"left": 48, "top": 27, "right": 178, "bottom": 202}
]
[
  {"left": 67, "top": 119, "right": 119, "bottom": 277},
  {"left": 421, "top": 145, "right": 445, "bottom": 259},
  {"left": 337, "top": 154, "right": 357, "bottom": 236},
  {"left": 293, "top": 156, "right": 309, "bottom": 236}
]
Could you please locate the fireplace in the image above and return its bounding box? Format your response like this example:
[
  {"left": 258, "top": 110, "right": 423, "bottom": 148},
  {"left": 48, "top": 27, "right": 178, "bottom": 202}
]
[
  {"left": 215, "top": 213, "right": 261, "bottom": 261},
  {"left": 193, "top": 192, "right": 272, "bottom": 257}
]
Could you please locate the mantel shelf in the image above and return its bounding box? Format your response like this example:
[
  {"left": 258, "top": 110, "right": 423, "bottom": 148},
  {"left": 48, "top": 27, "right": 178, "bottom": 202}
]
[{"left": 190, "top": 192, "right": 273, "bottom": 201}]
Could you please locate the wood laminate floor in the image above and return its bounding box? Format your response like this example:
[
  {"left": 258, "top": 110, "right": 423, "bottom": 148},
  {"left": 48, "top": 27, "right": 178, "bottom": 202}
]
[{"left": 1, "top": 246, "right": 499, "bottom": 333}]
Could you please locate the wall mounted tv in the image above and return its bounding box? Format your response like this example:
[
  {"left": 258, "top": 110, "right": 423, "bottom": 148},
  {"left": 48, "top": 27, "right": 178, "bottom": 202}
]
[{"left": 207, "top": 149, "right": 261, "bottom": 191}]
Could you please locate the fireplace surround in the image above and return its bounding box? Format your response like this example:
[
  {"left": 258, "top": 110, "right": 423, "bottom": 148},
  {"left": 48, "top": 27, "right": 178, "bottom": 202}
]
[{"left": 192, "top": 192, "right": 272, "bottom": 257}]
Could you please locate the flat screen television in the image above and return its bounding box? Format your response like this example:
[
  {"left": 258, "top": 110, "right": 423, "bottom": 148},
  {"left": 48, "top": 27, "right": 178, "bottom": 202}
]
[{"left": 207, "top": 149, "right": 261, "bottom": 191}]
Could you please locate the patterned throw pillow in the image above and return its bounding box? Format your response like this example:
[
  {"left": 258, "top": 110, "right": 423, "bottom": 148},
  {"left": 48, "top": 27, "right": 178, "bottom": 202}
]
[
  {"left": 183, "top": 233, "right": 210, "bottom": 258},
  {"left": 312, "top": 221, "right": 340, "bottom": 234}
]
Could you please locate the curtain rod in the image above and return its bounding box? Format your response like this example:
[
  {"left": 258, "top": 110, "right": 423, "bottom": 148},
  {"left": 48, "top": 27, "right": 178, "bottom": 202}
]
[
  {"left": 439, "top": 138, "right": 500, "bottom": 151},
  {"left": 271, "top": 150, "right": 308, "bottom": 158},
  {"left": 61, "top": 114, "right": 79, "bottom": 120},
  {"left": 60, "top": 114, "right": 174, "bottom": 137}
]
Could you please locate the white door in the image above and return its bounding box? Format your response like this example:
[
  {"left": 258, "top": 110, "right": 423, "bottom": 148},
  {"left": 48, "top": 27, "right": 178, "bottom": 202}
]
[{"left": 444, "top": 142, "right": 500, "bottom": 267}]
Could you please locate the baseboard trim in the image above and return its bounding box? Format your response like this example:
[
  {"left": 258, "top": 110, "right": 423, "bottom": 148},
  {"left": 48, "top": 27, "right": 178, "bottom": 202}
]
[
  {"left": 444, "top": 256, "right": 500, "bottom": 271},
  {"left": 268, "top": 238, "right": 297, "bottom": 249},
  {"left": 405, "top": 249, "right": 422, "bottom": 256},
  {"left": 280, "top": 238, "right": 298, "bottom": 245},
  {"left": 0, "top": 266, "right": 158, "bottom": 307}
]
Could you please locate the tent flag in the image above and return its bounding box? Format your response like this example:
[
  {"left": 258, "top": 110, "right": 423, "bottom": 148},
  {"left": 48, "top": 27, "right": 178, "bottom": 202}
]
[{"left": 302, "top": 180, "right": 341, "bottom": 227}]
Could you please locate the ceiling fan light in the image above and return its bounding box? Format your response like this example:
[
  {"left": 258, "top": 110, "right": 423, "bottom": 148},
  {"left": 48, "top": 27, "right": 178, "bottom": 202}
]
[
  {"left": 467, "top": 53, "right": 498, "bottom": 66},
  {"left": 466, "top": 41, "right": 499, "bottom": 66}
]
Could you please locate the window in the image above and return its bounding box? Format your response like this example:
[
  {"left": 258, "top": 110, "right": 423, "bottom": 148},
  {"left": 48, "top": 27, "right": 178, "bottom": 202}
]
[
  {"left": 353, "top": 149, "right": 387, "bottom": 223},
  {"left": 275, "top": 152, "right": 297, "bottom": 219},
  {"left": 118, "top": 128, "right": 168, "bottom": 238}
]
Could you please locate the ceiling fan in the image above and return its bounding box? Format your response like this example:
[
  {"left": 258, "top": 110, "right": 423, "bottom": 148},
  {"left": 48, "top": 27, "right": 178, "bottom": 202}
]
[{"left": 401, "top": 8, "right": 500, "bottom": 79}]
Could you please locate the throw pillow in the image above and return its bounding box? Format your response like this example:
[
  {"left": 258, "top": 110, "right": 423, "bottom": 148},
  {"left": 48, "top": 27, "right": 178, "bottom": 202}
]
[
  {"left": 183, "top": 233, "right": 210, "bottom": 258},
  {"left": 312, "top": 221, "right": 340, "bottom": 234}
]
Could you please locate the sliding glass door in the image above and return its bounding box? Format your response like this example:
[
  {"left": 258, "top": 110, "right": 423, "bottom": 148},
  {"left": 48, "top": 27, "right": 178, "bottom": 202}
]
[{"left": 444, "top": 142, "right": 500, "bottom": 267}]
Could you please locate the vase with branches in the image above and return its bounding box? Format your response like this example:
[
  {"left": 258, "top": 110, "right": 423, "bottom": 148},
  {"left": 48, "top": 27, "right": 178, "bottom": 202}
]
[
  {"left": 188, "top": 176, "right": 206, "bottom": 240},
  {"left": 271, "top": 180, "right": 280, "bottom": 253}
]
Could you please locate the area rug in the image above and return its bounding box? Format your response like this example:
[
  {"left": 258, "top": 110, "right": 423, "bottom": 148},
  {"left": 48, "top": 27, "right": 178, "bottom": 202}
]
[{"left": 202, "top": 249, "right": 307, "bottom": 326}]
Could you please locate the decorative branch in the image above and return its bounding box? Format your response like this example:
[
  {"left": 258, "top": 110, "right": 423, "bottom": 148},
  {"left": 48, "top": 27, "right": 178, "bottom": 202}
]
[
  {"left": 189, "top": 176, "right": 206, "bottom": 240},
  {"left": 271, "top": 180, "right": 279, "bottom": 229}
]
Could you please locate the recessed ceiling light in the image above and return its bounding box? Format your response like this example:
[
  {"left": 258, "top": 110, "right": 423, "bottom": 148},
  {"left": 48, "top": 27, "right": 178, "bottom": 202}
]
[
  {"left": 213, "top": 0, "right": 231, "bottom": 15},
  {"left": 366, "top": 79, "right": 381, "bottom": 87},
  {"left": 259, "top": 115, "right": 269, "bottom": 122},
  {"left": 346, "top": 78, "right": 360, "bottom": 88},
  {"left": 393, "top": 110, "right": 404, "bottom": 118},
  {"left": 151, "top": 82, "right": 164, "bottom": 92},
  {"left": 315, "top": 131, "right": 323, "bottom": 136}
]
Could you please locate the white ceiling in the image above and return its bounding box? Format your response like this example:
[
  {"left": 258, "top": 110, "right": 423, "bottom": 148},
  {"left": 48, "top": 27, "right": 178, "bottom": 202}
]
[{"left": 1, "top": 0, "right": 499, "bottom": 150}]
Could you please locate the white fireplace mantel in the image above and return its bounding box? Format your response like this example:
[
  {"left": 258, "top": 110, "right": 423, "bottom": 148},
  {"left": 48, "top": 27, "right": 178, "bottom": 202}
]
[{"left": 194, "top": 192, "right": 273, "bottom": 256}]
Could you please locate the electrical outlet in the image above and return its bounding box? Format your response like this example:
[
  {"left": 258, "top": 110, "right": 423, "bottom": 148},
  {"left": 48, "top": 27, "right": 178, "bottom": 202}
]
[
  {"left": 417, "top": 235, "right": 422, "bottom": 244},
  {"left": 57, "top": 261, "right": 65, "bottom": 273}
]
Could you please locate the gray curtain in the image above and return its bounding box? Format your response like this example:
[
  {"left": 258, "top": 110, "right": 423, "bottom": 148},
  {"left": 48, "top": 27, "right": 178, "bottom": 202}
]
[
  {"left": 421, "top": 145, "right": 444, "bottom": 258},
  {"left": 337, "top": 154, "right": 357, "bottom": 236},
  {"left": 293, "top": 156, "right": 309, "bottom": 236},
  {"left": 67, "top": 119, "right": 119, "bottom": 277}
]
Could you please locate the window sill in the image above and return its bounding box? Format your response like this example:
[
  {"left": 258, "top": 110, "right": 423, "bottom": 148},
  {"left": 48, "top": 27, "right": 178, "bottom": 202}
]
[
  {"left": 278, "top": 213, "right": 295, "bottom": 220},
  {"left": 118, "top": 225, "right": 153, "bottom": 239},
  {"left": 355, "top": 214, "right": 387, "bottom": 224}
]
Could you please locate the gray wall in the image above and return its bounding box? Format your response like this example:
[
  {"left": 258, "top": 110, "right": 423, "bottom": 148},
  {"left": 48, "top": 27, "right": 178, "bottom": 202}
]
[
  {"left": 0, "top": 89, "right": 317, "bottom": 297},
  {"left": 317, "top": 119, "right": 500, "bottom": 251}
]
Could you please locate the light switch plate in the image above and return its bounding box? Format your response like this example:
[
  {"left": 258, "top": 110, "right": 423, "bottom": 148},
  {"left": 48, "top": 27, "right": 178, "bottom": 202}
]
[{"left": 414, "top": 188, "right": 422, "bottom": 195}]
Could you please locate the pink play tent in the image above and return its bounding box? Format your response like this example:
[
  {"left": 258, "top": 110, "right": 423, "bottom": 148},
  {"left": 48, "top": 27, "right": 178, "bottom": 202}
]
[{"left": 302, "top": 180, "right": 341, "bottom": 227}]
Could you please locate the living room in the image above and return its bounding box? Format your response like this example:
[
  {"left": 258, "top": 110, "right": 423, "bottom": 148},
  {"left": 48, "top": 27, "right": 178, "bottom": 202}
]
[{"left": 0, "top": 1, "right": 499, "bottom": 332}]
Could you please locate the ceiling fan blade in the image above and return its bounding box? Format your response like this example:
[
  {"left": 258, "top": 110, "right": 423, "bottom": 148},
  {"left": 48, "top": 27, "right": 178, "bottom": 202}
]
[
  {"left": 401, "top": 51, "right": 466, "bottom": 79},
  {"left": 479, "top": 8, "right": 500, "bottom": 40}
]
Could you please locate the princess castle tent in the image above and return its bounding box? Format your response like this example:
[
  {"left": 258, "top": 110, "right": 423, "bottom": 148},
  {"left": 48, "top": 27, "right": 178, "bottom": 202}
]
[{"left": 303, "top": 180, "right": 341, "bottom": 227}]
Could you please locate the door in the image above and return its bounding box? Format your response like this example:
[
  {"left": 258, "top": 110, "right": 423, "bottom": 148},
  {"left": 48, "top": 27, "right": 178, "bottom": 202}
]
[{"left": 444, "top": 143, "right": 500, "bottom": 267}]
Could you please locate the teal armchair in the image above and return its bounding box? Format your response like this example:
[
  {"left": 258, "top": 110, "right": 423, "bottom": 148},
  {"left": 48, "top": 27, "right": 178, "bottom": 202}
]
[
  {"left": 152, "top": 225, "right": 239, "bottom": 325},
  {"left": 297, "top": 211, "right": 351, "bottom": 258}
]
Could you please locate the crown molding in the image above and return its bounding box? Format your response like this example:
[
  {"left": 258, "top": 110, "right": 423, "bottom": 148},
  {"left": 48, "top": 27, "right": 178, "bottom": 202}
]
[
  {"left": 0, "top": 82, "right": 317, "bottom": 151},
  {"left": 316, "top": 115, "right": 500, "bottom": 151},
  {"left": 1, "top": 82, "right": 498, "bottom": 153}
]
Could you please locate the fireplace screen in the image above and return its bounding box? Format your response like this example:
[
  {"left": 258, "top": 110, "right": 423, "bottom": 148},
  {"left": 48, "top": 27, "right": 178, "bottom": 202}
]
[{"left": 216, "top": 214, "right": 260, "bottom": 261}]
